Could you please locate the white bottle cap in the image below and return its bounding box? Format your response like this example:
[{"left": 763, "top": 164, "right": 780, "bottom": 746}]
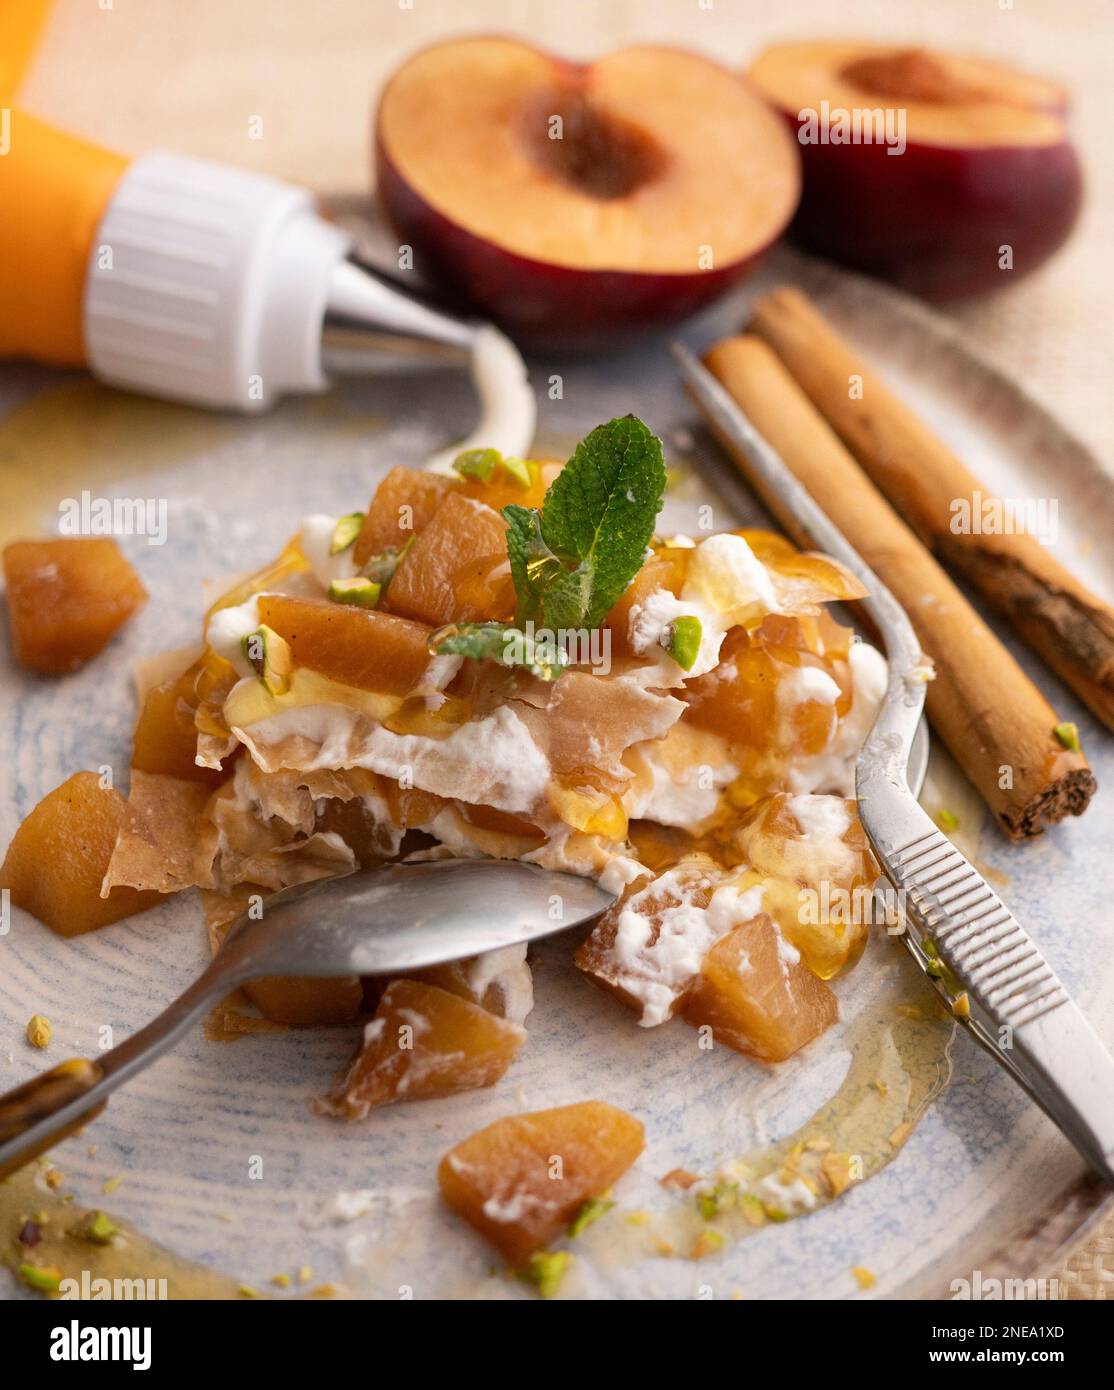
[{"left": 83, "top": 151, "right": 351, "bottom": 412}]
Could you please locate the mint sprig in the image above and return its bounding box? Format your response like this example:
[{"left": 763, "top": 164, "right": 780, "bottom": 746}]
[
  {"left": 431, "top": 621, "right": 569, "bottom": 682},
  {"left": 504, "top": 415, "right": 665, "bottom": 630},
  {"left": 431, "top": 416, "right": 666, "bottom": 678}
]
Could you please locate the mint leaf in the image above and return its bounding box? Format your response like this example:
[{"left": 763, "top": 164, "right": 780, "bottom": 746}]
[
  {"left": 430, "top": 621, "right": 569, "bottom": 682},
  {"left": 539, "top": 415, "right": 666, "bottom": 627},
  {"left": 503, "top": 505, "right": 564, "bottom": 626}
]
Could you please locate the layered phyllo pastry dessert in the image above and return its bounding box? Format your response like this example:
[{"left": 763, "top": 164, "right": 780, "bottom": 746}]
[{"left": 2, "top": 417, "right": 887, "bottom": 1115}]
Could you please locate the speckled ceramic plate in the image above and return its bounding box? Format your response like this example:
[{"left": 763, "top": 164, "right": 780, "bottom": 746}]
[{"left": 2, "top": 244, "right": 1112, "bottom": 1300}]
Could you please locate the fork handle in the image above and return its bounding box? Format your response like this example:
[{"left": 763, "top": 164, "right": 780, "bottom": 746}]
[
  {"left": 880, "top": 812, "right": 1114, "bottom": 1185},
  {"left": 0, "top": 962, "right": 231, "bottom": 1180}
]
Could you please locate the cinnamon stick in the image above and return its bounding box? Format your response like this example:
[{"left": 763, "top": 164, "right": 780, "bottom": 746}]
[
  {"left": 701, "top": 334, "right": 1095, "bottom": 841},
  {"left": 750, "top": 286, "right": 1114, "bottom": 732}
]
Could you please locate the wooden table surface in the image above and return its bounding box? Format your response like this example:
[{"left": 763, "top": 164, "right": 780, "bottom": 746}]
[{"left": 12, "top": 0, "right": 1114, "bottom": 1298}]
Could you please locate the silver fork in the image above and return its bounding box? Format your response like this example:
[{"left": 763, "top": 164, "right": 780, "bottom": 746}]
[{"left": 674, "top": 341, "right": 1114, "bottom": 1186}]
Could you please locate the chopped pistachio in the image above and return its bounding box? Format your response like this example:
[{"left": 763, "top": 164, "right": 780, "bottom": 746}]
[
  {"left": 311, "top": 1284, "right": 338, "bottom": 1298},
  {"left": 852, "top": 1265, "right": 876, "bottom": 1290},
  {"left": 453, "top": 447, "right": 502, "bottom": 484},
  {"left": 762, "top": 1204, "right": 789, "bottom": 1223},
  {"left": 101, "top": 1175, "right": 123, "bottom": 1195},
  {"left": 624, "top": 1211, "right": 650, "bottom": 1227},
  {"left": 501, "top": 455, "right": 533, "bottom": 489},
  {"left": 568, "top": 1196, "right": 614, "bottom": 1238},
  {"left": 936, "top": 808, "right": 959, "bottom": 832},
  {"left": 922, "top": 938, "right": 939, "bottom": 959},
  {"left": 26, "top": 1015, "right": 52, "bottom": 1048},
  {"left": 328, "top": 576, "right": 381, "bottom": 609},
  {"left": 523, "top": 1250, "right": 571, "bottom": 1299},
  {"left": 1053, "top": 721, "right": 1081, "bottom": 752},
  {"left": 360, "top": 538, "right": 411, "bottom": 591},
  {"left": 925, "top": 958, "right": 945, "bottom": 979},
  {"left": 662, "top": 614, "right": 702, "bottom": 672},
  {"left": 821, "top": 1153, "right": 855, "bottom": 1198},
  {"left": 77, "top": 1210, "right": 118, "bottom": 1245},
  {"left": 329, "top": 512, "right": 365, "bottom": 556},
  {"left": 242, "top": 624, "right": 292, "bottom": 696},
  {"left": 690, "top": 1228, "right": 726, "bottom": 1259},
  {"left": 696, "top": 1179, "right": 739, "bottom": 1221},
  {"left": 739, "top": 1194, "right": 767, "bottom": 1227},
  {"left": 238, "top": 1284, "right": 259, "bottom": 1298},
  {"left": 19, "top": 1263, "right": 62, "bottom": 1293},
  {"left": 271, "top": 1272, "right": 291, "bottom": 1288},
  {"left": 297, "top": 1264, "right": 313, "bottom": 1285}
]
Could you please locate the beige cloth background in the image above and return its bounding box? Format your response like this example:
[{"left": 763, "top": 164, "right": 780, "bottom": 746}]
[{"left": 15, "top": 0, "right": 1114, "bottom": 1296}]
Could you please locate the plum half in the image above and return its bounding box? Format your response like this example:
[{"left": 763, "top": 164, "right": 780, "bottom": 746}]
[
  {"left": 376, "top": 37, "right": 801, "bottom": 349},
  {"left": 748, "top": 41, "right": 1082, "bottom": 299}
]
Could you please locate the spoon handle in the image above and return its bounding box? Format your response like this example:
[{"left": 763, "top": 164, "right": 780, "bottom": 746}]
[{"left": 0, "top": 963, "right": 231, "bottom": 1180}]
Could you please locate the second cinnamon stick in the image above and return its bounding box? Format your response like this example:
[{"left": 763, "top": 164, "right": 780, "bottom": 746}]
[
  {"left": 701, "top": 334, "right": 1095, "bottom": 841},
  {"left": 750, "top": 286, "right": 1114, "bottom": 732}
]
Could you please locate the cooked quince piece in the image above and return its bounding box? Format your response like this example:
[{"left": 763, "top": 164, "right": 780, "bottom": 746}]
[
  {"left": 0, "top": 772, "right": 164, "bottom": 935},
  {"left": 411, "top": 944, "right": 534, "bottom": 1025},
  {"left": 735, "top": 793, "right": 877, "bottom": 979},
  {"left": 244, "top": 975, "right": 363, "bottom": 1027},
  {"left": 131, "top": 666, "right": 225, "bottom": 784},
  {"left": 603, "top": 549, "right": 687, "bottom": 659},
  {"left": 256, "top": 594, "right": 433, "bottom": 694},
  {"left": 386, "top": 492, "right": 514, "bottom": 627},
  {"left": 328, "top": 979, "right": 524, "bottom": 1117},
  {"left": 683, "top": 913, "right": 838, "bottom": 1061},
  {"left": 574, "top": 857, "right": 720, "bottom": 1023},
  {"left": 3, "top": 538, "right": 147, "bottom": 674},
  {"left": 683, "top": 628, "right": 779, "bottom": 747},
  {"left": 437, "top": 1101, "right": 645, "bottom": 1264},
  {"left": 353, "top": 466, "right": 459, "bottom": 565}
]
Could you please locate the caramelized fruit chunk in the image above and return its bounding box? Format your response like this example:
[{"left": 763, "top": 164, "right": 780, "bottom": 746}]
[
  {"left": 438, "top": 1101, "right": 645, "bottom": 1264},
  {"left": 604, "top": 549, "right": 687, "bottom": 659},
  {"left": 244, "top": 975, "right": 363, "bottom": 1027},
  {"left": 734, "top": 793, "right": 876, "bottom": 979},
  {"left": 354, "top": 466, "right": 460, "bottom": 565},
  {"left": 132, "top": 665, "right": 226, "bottom": 784},
  {"left": 0, "top": 772, "right": 164, "bottom": 935},
  {"left": 386, "top": 492, "right": 513, "bottom": 627},
  {"left": 328, "top": 979, "right": 524, "bottom": 1117},
  {"left": 683, "top": 913, "right": 837, "bottom": 1061},
  {"left": 574, "top": 858, "right": 720, "bottom": 1023},
  {"left": 256, "top": 594, "right": 433, "bottom": 694},
  {"left": 3, "top": 538, "right": 147, "bottom": 674}
]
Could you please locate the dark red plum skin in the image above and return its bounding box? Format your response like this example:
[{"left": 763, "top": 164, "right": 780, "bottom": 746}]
[
  {"left": 376, "top": 136, "right": 793, "bottom": 353},
  {"left": 781, "top": 114, "right": 1083, "bottom": 300}
]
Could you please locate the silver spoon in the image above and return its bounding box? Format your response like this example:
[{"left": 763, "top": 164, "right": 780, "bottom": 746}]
[{"left": 0, "top": 860, "right": 614, "bottom": 1179}]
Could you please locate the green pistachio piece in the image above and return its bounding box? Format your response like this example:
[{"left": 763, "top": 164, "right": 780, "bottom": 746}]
[
  {"left": 1053, "top": 721, "right": 1081, "bottom": 752},
  {"left": 77, "top": 1210, "right": 119, "bottom": 1245},
  {"left": 453, "top": 447, "right": 502, "bottom": 484},
  {"left": 568, "top": 1197, "right": 614, "bottom": 1238},
  {"left": 523, "top": 1250, "right": 571, "bottom": 1299},
  {"left": 19, "top": 1263, "right": 62, "bottom": 1293},
  {"left": 329, "top": 512, "right": 365, "bottom": 556},
  {"left": 501, "top": 455, "right": 533, "bottom": 489},
  {"left": 328, "top": 577, "right": 381, "bottom": 609},
  {"left": 242, "top": 624, "right": 292, "bottom": 696},
  {"left": 664, "top": 614, "right": 702, "bottom": 672},
  {"left": 936, "top": 809, "right": 959, "bottom": 832}
]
